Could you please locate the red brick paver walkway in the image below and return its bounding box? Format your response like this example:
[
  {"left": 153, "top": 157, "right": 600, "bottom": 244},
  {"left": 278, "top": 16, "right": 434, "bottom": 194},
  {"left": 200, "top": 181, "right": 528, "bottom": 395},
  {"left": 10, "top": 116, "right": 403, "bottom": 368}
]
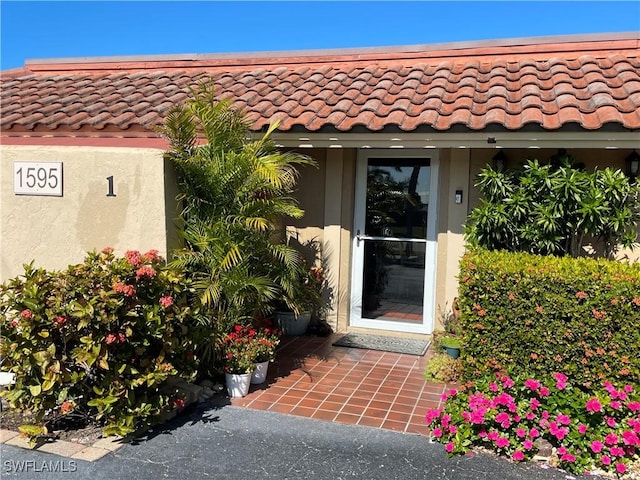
[{"left": 230, "top": 334, "right": 452, "bottom": 435}]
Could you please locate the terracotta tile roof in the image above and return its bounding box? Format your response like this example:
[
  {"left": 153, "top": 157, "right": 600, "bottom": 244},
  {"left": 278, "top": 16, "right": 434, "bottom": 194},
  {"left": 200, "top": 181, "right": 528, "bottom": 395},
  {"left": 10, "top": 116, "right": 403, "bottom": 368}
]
[{"left": 2, "top": 34, "right": 639, "bottom": 136}]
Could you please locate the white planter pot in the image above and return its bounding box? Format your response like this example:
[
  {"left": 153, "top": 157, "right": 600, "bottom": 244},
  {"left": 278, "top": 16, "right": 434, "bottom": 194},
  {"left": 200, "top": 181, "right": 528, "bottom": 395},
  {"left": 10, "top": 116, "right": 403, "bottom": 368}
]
[
  {"left": 251, "top": 360, "right": 270, "bottom": 384},
  {"left": 225, "top": 372, "right": 252, "bottom": 398}
]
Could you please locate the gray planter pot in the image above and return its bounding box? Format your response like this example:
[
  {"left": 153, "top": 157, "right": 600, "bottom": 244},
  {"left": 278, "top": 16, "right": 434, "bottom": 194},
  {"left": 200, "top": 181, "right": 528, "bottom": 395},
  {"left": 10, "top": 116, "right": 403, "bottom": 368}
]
[{"left": 275, "top": 311, "right": 311, "bottom": 336}]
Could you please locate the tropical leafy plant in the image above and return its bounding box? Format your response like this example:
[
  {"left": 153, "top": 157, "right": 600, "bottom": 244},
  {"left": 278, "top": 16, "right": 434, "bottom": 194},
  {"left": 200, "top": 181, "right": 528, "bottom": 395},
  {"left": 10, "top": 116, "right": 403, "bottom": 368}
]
[
  {"left": 464, "top": 154, "right": 640, "bottom": 257},
  {"left": 0, "top": 248, "right": 197, "bottom": 438},
  {"left": 157, "top": 83, "right": 316, "bottom": 373}
]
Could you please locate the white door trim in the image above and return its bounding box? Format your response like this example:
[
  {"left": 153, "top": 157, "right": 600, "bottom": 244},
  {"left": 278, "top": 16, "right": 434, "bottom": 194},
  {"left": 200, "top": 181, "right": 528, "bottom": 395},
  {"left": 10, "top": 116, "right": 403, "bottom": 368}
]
[{"left": 350, "top": 149, "right": 439, "bottom": 335}]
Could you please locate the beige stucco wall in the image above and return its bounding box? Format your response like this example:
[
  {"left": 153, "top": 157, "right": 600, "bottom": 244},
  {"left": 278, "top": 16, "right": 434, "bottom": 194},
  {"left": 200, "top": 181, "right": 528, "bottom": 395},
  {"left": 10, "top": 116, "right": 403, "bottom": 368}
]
[
  {"left": 434, "top": 148, "right": 471, "bottom": 330},
  {"left": 1, "top": 145, "right": 178, "bottom": 281}
]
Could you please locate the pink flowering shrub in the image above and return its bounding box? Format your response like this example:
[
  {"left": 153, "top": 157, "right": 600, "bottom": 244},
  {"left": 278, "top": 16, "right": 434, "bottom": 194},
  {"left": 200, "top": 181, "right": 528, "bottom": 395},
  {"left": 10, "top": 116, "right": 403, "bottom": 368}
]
[
  {"left": 426, "top": 373, "right": 640, "bottom": 475},
  {"left": 0, "top": 248, "right": 197, "bottom": 439}
]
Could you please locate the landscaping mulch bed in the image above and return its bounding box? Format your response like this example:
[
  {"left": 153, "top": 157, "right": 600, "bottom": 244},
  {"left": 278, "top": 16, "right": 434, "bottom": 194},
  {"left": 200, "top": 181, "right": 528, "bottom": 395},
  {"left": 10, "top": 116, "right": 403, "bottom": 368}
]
[{"left": 1, "top": 405, "right": 104, "bottom": 446}]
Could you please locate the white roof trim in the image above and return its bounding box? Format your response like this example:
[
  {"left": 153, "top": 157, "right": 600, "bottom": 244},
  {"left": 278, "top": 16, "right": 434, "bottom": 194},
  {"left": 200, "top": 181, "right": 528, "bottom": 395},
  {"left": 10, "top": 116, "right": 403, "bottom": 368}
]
[{"left": 267, "top": 131, "right": 640, "bottom": 150}]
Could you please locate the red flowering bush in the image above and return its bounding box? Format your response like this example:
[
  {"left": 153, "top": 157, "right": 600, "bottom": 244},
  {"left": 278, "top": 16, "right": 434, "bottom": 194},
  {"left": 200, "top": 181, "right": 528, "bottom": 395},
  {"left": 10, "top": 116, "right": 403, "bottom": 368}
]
[
  {"left": 426, "top": 373, "right": 640, "bottom": 475},
  {"left": 0, "top": 248, "right": 197, "bottom": 438},
  {"left": 222, "top": 323, "right": 281, "bottom": 373},
  {"left": 222, "top": 326, "right": 259, "bottom": 374}
]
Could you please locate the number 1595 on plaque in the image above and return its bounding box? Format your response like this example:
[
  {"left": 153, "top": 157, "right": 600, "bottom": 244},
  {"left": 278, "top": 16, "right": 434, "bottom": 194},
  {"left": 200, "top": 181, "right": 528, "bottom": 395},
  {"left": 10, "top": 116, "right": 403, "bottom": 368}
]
[{"left": 13, "top": 162, "right": 63, "bottom": 196}]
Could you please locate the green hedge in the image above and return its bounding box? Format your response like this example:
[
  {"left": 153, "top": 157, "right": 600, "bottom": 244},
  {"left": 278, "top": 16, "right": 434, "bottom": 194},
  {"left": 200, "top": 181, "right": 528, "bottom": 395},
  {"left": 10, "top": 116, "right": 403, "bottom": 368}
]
[{"left": 458, "top": 248, "right": 640, "bottom": 387}]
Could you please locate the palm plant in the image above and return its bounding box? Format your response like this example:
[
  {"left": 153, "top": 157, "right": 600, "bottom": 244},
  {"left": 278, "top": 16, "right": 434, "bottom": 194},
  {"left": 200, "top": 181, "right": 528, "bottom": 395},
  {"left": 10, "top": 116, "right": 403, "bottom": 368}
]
[{"left": 158, "top": 83, "right": 316, "bottom": 373}]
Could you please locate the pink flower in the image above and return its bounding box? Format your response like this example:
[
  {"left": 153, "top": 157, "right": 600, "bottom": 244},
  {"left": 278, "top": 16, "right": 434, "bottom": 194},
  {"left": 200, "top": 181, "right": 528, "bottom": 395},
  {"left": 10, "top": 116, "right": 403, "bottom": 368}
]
[
  {"left": 512, "top": 450, "right": 524, "bottom": 461},
  {"left": 591, "top": 441, "right": 604, "bottom": 453},
  {"left": 448, "top": 425, "right": 457, "bottom": 434},
  {"left": 143, "top": 249, "right": 161, "bottom": 262},
  {"left": 539, "top": 386, "right": 550, "bottom": 397},
  {"left": 605, "top": 433, "right": 619, "bottom": 445},
  {"left": 523, "top": 439, "right": 534, "bottom": 450},
  {"left": 560, "top": 453, "right": 575, "bottom": 463},
  {"left": 576, "top": 291, "right": 588, "bottom": 299},
  {"left": 627, "top": 401, "right": 640, "bottom": 412},
  {"left": 624, "top": 385, "right": 634, "bottom": 393},
  {"left": 101, "top": 246, "right": 114, "bottom": 254},
  {"left": 470, "top": 408, "right": 486, "bottom": 424},
  {"left": 501, "top": 376, "right": 514, "bottom": 389},
  {"left": 610, "top": 446, "right": 625, "bottom": 457},
  {"left": 496, "top": 412, "right": 511, "bottom": 428},
  {"left": 601, "top": 455, "right": 611, "bottom": 466},
  {"left": 445, "top": 442, "right": 455, "bottom": 453},
  {"left": 553, "top": 372, "right": 568, "bottom": 383},
  {"left": 585, "top": 397, "right": 602, "bottom": 413},
  {"left": 524, "top": 379, "right": 540, "bottom": 391},
  {"left": 525, "top": 413, "right": 535, "bottom": 421},
  {"left": 432, "top": 428, "right": 442, "bottom": 438},
  {"left": 556, "top": 413, "right": 571, "bottom": 425},
  {"left": 136, "top": 265, "right": 156, "bottom": 279},
  {"left": 105, "top": 333, "right": 118, "bottom": 345},
  {"left": 529, "top": 428, "right": 540, "bottom": 438},
  {"left": 159, "top": 295, "right": 174, "bottom": 308},
  {"left": 425, "top": 409, "right": 441, "bottom": 423},
  {"left": 516, "top": 428, "right": 527, "bottom": 438},
  {"left": 610, "top": 401, "right": 621, "bottom": 410},
  {"left": 113, "top": 281, "right": 136, "bottom": 297},
  {"left": 20, "top": 309, "right": 32, "bottom": 319},
  {"left": 557, "top": 446, "right": 567, "bottom": 455},
  {"left": 495, "top": 436, "right": 510, "bottom": 449},
  {"left": 489, "top": 382, "right": 499, "bottom": 392},
  {"left": 488, "top": 431, "right": 500, "bottom": 441},
  {"left": 578, "top": 424, "right": 588, "bottom": 434},
  {"left": 125, "top": 250, "right": 142, "bottom": 266},
  {"left": 10, "top": 319, "right": 19, "bottom": 327},
  {"left": 616, "top": 463, "right": 626, "bottom": 474},
  {"left": 53, "top": 315, "right": 67, "bottom": 326},
  {"left": 529, "top": 398, "right": 540, "bottom": 410},
  {"left": 622, "top": 430, "right": 639, "bottom": 446},
  {"left": 606, "top": 417, "right": 617, "bottom": 428}
]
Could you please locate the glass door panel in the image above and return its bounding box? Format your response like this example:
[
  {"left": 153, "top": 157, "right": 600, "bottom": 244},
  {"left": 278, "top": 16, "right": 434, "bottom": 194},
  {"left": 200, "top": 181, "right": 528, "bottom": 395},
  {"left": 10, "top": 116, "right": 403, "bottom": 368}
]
[{"left": 352, "top": 154, "right": 437, "bottom": 334}]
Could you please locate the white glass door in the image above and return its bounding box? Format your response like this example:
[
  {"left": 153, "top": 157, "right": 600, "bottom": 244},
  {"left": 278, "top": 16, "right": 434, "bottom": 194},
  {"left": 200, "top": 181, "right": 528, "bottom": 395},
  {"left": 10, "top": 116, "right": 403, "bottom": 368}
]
[{"left": 351, "top": 151, "right": 438, "bottom": 334}]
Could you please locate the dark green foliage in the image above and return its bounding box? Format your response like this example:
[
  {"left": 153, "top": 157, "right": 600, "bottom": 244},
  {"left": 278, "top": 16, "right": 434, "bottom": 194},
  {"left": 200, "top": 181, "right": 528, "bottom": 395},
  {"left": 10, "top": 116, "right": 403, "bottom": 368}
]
[
  {"left": 458, "top": 248, "right": 640, "bottom": 387},
  {"left": 464, "top": 157, "right": 640, "bottom": 257}
]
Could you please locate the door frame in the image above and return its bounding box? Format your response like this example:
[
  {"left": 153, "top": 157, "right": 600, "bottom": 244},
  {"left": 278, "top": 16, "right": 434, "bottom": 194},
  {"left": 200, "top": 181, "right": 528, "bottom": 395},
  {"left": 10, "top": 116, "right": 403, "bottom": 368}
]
[{"left": 350, "top": 149, "right": 439, "bottom": 335}]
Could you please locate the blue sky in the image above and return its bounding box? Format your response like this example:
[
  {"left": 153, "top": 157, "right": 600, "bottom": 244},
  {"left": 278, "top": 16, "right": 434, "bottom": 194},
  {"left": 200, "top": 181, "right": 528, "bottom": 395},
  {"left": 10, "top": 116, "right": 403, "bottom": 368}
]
[{"left": 1, "top": 1, "right": 639, "bottom": 70}]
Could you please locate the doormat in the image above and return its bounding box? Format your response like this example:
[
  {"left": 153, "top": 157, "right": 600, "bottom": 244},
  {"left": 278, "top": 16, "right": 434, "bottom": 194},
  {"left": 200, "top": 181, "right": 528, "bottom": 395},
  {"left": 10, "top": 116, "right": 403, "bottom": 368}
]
[{"left": 332, "top": 333, "right": 430, "bottom": 356}]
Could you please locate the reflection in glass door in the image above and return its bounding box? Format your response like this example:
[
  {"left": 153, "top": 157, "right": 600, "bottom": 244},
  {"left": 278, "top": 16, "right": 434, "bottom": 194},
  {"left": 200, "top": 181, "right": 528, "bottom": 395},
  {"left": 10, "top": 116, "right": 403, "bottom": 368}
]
[{"left": 351, "top": 154, "right": 438, "bottom": 334}]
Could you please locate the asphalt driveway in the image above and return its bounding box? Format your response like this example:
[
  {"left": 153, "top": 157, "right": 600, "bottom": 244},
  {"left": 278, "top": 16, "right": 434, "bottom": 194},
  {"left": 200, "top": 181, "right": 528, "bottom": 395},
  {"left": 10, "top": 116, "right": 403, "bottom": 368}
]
[{"left": 1, "top": 400, "right": 589, "bottom": 480}]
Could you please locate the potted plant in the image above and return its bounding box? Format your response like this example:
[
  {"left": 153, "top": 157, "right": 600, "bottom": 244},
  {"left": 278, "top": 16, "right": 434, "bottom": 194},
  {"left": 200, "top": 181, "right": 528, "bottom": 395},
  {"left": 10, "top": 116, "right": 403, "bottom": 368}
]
[
  {"left": 250, "top": 320, "right": 281, "bottom": 384},
  {"left": 274, "top": 264, "right": 326, "bottom": 336},
  {"left": 439, "top": 336, "right": 462, "bottom": 359},
  {"left": 221, "top": 326, "right": 258, "bottom": 397}
]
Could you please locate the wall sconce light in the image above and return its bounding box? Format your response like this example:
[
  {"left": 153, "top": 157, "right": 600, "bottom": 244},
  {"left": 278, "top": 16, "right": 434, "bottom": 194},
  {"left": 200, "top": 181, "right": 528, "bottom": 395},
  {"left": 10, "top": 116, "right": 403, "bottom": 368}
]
[
  {"left": 492, "top": 150, "right": 507, "bottom": 171},
  {"left": 455, "top": 190, "right": 463, "bottom": 204},
  {"left": 626, "top": 150, "right": 640, "bottom": 180}
]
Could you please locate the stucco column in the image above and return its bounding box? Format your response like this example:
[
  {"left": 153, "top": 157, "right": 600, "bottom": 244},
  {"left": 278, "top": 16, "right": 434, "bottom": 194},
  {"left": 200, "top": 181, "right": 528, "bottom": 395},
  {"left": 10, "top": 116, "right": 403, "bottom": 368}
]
[
  {"left": 443, "top": 149, "right": 470, "bottom": 309},
  {"left": 322, "top": 149, "right": 344, "bottom": 330}
]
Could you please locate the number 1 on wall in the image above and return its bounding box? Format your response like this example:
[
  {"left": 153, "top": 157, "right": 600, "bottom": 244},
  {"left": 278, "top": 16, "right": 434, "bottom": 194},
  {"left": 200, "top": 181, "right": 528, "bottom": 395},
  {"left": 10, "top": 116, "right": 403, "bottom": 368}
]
[{"left": 106, "top": 176, "right": 116, "bottom": 197}]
